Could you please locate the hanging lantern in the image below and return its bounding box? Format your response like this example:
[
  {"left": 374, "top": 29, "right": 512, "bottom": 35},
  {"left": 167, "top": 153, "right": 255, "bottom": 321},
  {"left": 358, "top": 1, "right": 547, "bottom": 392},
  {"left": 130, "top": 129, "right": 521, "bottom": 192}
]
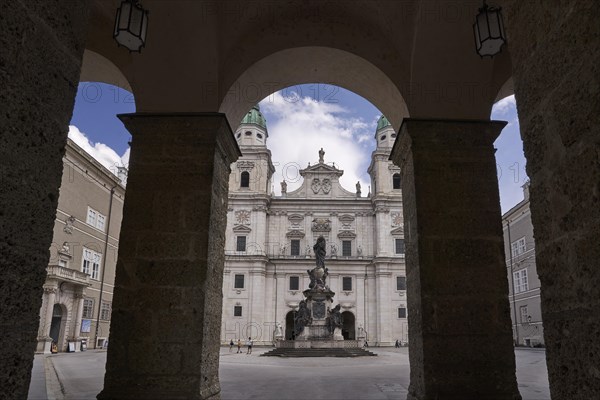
[
  {"left": 113, "top": 0, "right": 149, "bottom": 52},
  {"left": 473, "top": 1, "right": 506, "bottom": 57}
]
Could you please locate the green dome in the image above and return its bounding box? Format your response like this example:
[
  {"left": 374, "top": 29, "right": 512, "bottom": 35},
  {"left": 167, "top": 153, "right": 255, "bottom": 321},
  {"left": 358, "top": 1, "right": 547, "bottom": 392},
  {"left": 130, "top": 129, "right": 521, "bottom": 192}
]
[
  {"left": 241, "top": 104, "right": 267, "bottom": 129},
  {"left": 376, "top": 115, "right": 391, "bottom": 131}
]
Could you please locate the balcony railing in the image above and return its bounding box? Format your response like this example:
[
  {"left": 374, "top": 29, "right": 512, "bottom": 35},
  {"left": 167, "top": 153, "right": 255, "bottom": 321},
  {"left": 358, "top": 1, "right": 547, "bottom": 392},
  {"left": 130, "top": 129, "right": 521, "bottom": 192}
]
[{"left": 47, "top": 265, "right": 90, "bottom": 286}]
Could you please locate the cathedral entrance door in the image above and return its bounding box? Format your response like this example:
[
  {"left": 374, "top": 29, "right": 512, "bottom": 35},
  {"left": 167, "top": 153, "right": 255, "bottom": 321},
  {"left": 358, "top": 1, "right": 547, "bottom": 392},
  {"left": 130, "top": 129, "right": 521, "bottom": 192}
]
[
  {"left": 341, "top": 311, "right": 355, "bottom": 340},
  {"left": 285, "top": 311, "right": 296, "bottom": 340}
]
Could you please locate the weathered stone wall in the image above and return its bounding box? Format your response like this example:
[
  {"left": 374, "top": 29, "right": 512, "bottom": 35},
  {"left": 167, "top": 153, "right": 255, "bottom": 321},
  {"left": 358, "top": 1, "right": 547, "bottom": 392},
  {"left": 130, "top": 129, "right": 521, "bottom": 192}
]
[
  {"left": 502, "top": 1, "right": 600, "bottom": 398},
  {"left": 98, "top": 114, "right": 240, "bottom": 399},
  {"left": 391, "top": 119, "right": 520, "bottom": 400},
  {"left": 0, "top": 1, "right": 89, "bottom": 397}
]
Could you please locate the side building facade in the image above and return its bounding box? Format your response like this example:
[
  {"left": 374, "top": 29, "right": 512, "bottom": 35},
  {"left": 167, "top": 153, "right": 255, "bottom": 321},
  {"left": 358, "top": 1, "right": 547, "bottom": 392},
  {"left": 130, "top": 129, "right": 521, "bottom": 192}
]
[{"left": 36, "top": 138, "right": 125, "bottom": 353}]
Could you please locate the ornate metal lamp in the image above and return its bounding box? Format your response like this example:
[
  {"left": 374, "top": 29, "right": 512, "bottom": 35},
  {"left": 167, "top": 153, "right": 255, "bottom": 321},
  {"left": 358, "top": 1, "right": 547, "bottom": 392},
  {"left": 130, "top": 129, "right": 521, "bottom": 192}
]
[
  {"left": 473, "top": 1, "right": 506, "bottom": 57},
  {"left": 113, "top": 0, "right": 149, "bottom": 52}
]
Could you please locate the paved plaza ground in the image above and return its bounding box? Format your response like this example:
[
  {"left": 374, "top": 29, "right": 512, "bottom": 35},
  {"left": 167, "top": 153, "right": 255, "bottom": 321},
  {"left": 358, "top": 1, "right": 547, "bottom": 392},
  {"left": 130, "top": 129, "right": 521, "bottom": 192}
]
[{"left": 28, "top": 347, "right": 550, "bottom": 400}]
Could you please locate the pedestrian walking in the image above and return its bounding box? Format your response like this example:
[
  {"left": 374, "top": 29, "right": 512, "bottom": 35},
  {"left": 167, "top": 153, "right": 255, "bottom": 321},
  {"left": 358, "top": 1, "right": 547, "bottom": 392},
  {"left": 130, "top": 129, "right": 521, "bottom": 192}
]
[
  {"left": 229, "top": 339, "right": 234, "bottom": 352},
  {"left": 395, "top": 339, "right": 399, "bottom": 348},
  {"left": 237, "top": 339, "right": 242, "bottom": 353},
  {"left": 246, "top": 337, "right": 253, "bottom": 354}
]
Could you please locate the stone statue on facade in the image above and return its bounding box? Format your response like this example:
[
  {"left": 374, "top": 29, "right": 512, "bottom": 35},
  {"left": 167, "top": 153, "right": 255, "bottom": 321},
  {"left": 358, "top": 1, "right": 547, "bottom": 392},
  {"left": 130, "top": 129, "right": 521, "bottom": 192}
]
[
  {"left": 279, "top": 244, "right": 287, "bottom": 256},
  {"left": 318, "top": 148, "right": 325, "bottom": 163},
  {"left": 356, "top": 181, "right": 361, "bottom": 197},
  {"left": 281, "top": 179, "right": 287, "bottom": 195},
  {"left": 294, "top": 300, "right": 312, "bottom": 336},
  {"left": 63, "top": 215, "right": 76, "bottom": 234},
  {"left": 305, "top": 244, "right": 312, "bottom": 256},
  {"left": 274, "top": 321, "right": 284, "bottom": 340},
  {"left": 327, "top": 304, "right": 343, "bottom": 334},
  {"left": 357, "top": 245, "right": 363, "bottom": 256},
  {"left": 330, "top": 243, "right": 338, "bottom": 257}
]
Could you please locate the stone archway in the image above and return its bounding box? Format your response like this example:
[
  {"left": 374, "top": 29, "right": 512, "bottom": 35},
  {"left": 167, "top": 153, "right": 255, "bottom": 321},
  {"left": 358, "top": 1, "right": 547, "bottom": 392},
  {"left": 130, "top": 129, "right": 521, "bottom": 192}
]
[
  {"left": 285, "top": 311, "right": 296, "bottom": 340},
  {"left": 218, "top": 46, "right": 408, "bottom": 130},
  {"left": 341, "top": 311, "right": 355, "bottom": 340}
]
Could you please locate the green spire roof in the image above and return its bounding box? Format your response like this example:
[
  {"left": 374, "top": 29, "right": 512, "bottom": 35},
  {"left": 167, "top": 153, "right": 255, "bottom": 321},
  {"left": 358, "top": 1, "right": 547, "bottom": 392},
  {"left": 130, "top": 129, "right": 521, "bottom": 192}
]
[
  {"left": 376, "top": 115, "right": 391, "bottom": 131},
  {"left": 241, "top": 104, "right": 267, "bottom": 129}
]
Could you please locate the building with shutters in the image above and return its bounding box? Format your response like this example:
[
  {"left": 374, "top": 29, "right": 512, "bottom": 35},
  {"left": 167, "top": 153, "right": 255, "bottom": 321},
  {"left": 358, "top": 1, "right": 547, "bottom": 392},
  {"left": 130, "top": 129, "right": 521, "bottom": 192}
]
[{"left": 221, "top": 106, "right": 406, "bottom": 346}]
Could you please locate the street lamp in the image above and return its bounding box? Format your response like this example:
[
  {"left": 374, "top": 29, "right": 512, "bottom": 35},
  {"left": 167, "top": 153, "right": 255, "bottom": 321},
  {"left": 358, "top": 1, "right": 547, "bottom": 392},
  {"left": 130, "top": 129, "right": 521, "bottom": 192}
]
[
  {"left": 113, "top": 0, "right": 149, "bottom": 52},
  {"left": 473, "top": 1, "right": 507, "bottom": 57}
]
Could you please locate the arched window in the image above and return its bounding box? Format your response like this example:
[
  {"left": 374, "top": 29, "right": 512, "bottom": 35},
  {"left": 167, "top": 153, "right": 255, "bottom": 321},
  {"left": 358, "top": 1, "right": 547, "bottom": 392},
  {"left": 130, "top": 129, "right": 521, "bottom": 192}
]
[
  {"left": 393, "top": 173, "right": 401, "bottom": 189},
  {"left": 240, "top": 171, "right": 250, "bottom": 188}
]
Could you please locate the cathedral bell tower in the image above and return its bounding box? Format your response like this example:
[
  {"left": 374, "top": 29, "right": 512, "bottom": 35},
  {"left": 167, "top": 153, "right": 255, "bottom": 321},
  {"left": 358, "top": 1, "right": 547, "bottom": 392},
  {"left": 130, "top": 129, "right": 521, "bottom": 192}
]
[
  {"left": 229, "top": 104, "right": 275, "bottom": 195},
  {"left": 367, "top": 115, "right": 403, "bottom": 257}
]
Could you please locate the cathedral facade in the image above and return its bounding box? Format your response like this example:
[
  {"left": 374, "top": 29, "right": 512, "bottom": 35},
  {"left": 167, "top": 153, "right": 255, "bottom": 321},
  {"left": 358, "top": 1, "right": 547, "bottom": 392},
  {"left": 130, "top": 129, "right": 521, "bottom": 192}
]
[{"left": 221, "top": 106, "right": 406, "bottom": 346}]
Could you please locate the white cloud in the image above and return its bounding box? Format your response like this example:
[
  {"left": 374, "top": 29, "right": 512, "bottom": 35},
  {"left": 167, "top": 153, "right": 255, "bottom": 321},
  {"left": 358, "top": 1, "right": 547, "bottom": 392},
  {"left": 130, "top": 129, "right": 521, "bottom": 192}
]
[
  {"left": 260, "top": 93, "right": 377, "bottom": 195},
  {"left": 492, "top": 95, "right": 517, "bottom": 117},
  {"left": 68, "top": 125, "right": 129, "bottom": 183}
]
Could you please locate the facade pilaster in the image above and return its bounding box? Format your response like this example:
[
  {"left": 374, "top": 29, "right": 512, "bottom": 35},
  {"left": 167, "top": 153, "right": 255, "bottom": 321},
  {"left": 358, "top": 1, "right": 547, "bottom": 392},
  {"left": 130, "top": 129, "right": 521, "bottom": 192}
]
[
  {"left": 71, "top": 292, "right": 85, "bottom": 347},
  {"left": 391, "top": 119, "right": 520, "bottom": 400},
  {"left": 36, "top": 286, "right": 58, "bottom": 354},
  {"left": 99, "top": 113, "right": 240, "bottom": 400}
]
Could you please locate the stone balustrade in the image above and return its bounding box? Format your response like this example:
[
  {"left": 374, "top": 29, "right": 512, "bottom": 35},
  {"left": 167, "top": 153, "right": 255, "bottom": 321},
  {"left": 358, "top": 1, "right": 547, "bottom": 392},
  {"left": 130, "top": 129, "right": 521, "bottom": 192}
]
[{"left": 46, "top": 265, "right": 90, "bottom": 286}]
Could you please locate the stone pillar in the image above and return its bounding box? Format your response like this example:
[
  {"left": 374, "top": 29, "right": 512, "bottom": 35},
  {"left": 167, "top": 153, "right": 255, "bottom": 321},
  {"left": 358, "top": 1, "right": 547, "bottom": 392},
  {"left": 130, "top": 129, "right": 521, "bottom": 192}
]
[
  {"left": 99, "top": 113, "right": 240, "bottom": 400},
  {"left": 36, "top": 287, "right": 58, "bottom": 353},
  {"left": 0, "top": 1, "right": 89, "bottom": 397},
  {"left": 72, "top": 292, "right": 85, "bottom": 341},
  {"left": 501, "top": 2, "right": 600, "bottom": 398},
  {"left": 42, "top": 287, "right": 58, "bottom": 338},
  {"left": 390, "top": 119, "right": 520, "bottom": 400}
]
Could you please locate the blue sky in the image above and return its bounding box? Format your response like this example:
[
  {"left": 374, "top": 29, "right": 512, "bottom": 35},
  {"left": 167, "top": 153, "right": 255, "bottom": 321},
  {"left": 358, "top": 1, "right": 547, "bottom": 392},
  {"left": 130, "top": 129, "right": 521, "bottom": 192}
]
[{"left": 69, "top": 82, "right": 527, "bottom": 213}]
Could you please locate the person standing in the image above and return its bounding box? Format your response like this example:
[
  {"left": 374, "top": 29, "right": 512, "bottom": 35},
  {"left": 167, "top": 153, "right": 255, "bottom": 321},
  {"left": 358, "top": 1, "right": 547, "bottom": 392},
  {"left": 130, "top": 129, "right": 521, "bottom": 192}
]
[
  {"left": 246, "top": 337, "right": 253, "bottom": 354},
  {"left": 229, "top": 339, "right": 234, "bottom": 352},
  {"left": 395, "top": 339, "right": 399, "bottom": 348},
  {"left": 237, "top": 339, "right": 242, "bottom": 353}
]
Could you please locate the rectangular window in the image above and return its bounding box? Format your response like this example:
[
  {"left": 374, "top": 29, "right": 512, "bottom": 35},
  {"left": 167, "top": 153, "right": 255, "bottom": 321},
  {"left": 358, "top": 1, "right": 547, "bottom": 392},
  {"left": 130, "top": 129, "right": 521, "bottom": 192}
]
[
  {"left": 342, "top": 276, "right": 352, "bottom": 291},
  {"left": 100, "top": 302, "right": 111, "bottom": 320},
  {"left": 290, "top": 240, "right": 300, "bottom": 256},
  {"left": 234, "top": 274, "right": 245, "bottom": 289},
  {"left": 513, "top": 269, "right": 529, "bottom": 293},
  {"left": 511, "top": 237, "right": 527, "bottom": 257},
  {"left": 395, "top": 238, "right": 405, "bottom": 255},
  {"left": 398, "top": 307, "right": 407, "bottom": 318},
  {"left": 87, "top": 208, "right": 97, "bottom": 226},
  {"left": 396, "top": 276, "right": 407, "bottom": 291},
  {"left": 82, "top": 248, "right": 102, "bottom": 280},
  {"left": 520, "top": 305, "right": 529, "bottom": 323},
  {"left": 236, "top": 236, "right": 246, "bottom": 252},
  {"left": 342, "top": 240, "right": 352, "bottom": 256},
  {"left": 289, "top": 276, "right": 300, "bottom": 291},
  {"left": 97, "top": 214, "right": 106, "bottom": 231},
  {"left": 393, "top": 173, "right": 401, "bottom": 190},
  {"left": 86, "top": 207, "right": 106, "bottom": 231},
  {"left": 234, "top": 305, "right": 243, "bottom": 317},
  {"left": 82, "top": 299, "right": 94, "bottom": 319}
]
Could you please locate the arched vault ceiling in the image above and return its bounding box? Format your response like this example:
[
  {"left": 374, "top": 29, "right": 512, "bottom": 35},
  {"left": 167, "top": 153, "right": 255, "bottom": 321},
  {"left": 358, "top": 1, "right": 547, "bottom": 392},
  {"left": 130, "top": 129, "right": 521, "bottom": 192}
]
[{"left": 85, "top": 0, "right": 512, "bottom": 120}]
